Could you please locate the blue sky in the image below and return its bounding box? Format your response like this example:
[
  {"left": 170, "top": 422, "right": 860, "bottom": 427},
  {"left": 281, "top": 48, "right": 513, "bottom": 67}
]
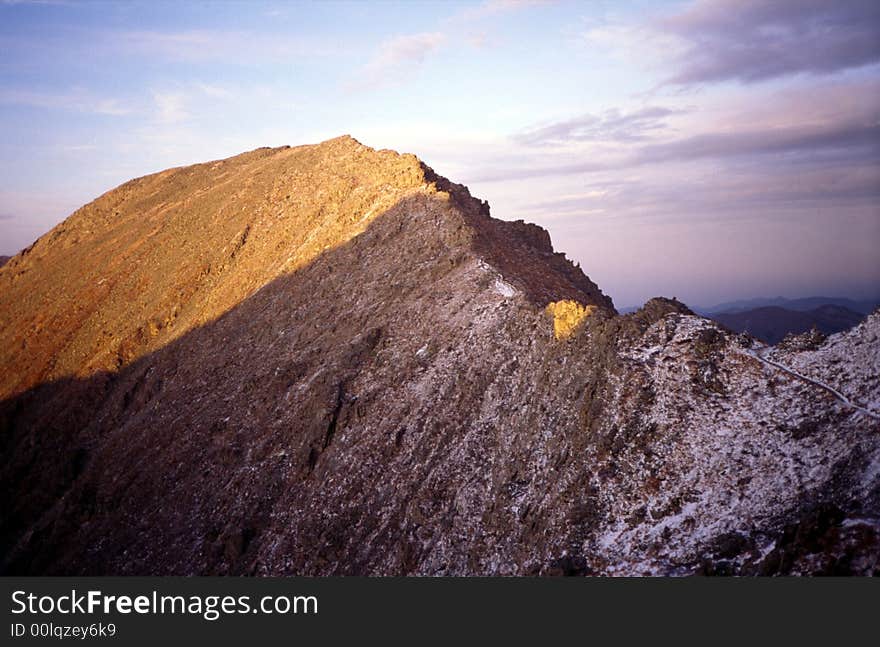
[{"left": 1, "top": 0, "right": 878, "bottom": 307}]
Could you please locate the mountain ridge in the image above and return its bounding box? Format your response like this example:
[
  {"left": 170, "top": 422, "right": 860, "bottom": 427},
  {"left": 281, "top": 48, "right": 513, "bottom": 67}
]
[
  {"left": 0, "top": 136, "right": 610, "bottom": 402},
  {"left": 700, "top": 295, "right": 880, "bottom": 316},
  {"left": 1, "top": 137, "right": 878, "bottom": 575}
]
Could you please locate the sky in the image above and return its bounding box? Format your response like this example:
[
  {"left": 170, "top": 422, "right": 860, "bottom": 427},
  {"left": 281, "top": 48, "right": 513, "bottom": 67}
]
[{"left": 1, "top": 0, "right": 878, "bottom": 308}]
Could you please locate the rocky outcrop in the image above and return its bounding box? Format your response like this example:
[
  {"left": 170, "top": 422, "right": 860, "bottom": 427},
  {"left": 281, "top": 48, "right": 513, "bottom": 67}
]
[{"left": 0, "top": 137, "right": 877, "bottom": 575}]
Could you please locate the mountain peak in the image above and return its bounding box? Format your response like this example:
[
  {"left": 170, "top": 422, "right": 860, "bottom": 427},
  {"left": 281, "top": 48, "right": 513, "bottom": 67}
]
[{"left": 0, "top": 137, "right": 610, "bottom": 399}]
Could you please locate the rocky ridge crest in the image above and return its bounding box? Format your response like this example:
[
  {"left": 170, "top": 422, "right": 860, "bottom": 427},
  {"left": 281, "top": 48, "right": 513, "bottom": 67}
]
[{"left": 0, "top": 137, "right": 877, "bottom": 575}]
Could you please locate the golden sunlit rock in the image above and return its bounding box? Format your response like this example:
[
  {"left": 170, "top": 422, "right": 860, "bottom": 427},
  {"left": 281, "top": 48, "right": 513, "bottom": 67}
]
[{"left": 546, "top": 300, "right": 596, "bottom": 339}]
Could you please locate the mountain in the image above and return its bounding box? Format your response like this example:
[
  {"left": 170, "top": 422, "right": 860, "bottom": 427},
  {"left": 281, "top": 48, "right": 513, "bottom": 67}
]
[
  {"left": 0, "top": 256, "right": 9, "bottom": 268},
  {"left": 701, "top": 296, "right": 880, "bottom": 316},
  {"left": 711, "top": 304, "right": 867, "bottom": 345},
  {"left": 1, "top": 136, "right": 878, "bottom": 576}
]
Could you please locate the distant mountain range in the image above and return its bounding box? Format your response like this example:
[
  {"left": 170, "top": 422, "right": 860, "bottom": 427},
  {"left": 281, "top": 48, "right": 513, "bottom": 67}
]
[
  {"left": 0, "top": 256, "right": 10, "bottom": 268},
  {"left": 710, "top": 304, "right": 867, "bottom": 345},
  {"left": 698, "top": 296, "right": 880, "bottom": 316}
]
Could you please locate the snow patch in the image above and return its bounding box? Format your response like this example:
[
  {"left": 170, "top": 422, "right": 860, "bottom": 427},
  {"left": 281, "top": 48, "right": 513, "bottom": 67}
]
[{"left": 494, "top": 278, "right": 517, "bottom": 298}]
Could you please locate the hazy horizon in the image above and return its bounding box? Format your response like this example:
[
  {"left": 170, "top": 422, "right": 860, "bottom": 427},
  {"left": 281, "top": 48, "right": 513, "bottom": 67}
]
[{"left": 1, "top": 0, "right": 878, "bottom": 308}]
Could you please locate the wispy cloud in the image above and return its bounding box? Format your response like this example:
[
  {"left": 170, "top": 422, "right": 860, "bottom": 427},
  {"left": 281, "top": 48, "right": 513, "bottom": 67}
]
[
  {"left": 59, "top": 143, "right": 97, "bottom": 153},
  {"left": 480, "top": 118, "right": 880, "bottom": 181},
  {"left": 152, "top": 91, "right": 189, "bottom": 124},
  {"left": 1, "top": 0, "right": 73, "bottom": 5},
  {"left": 194, "top": 82, "right": 232, "bottom": 99},
  {"left": 578, "top": 18, "right": 684, "bottom": 72},
  {"left": 456, "top": 0, "right": 554, "bottom": 23},
  {"left": 113, "top": 29, "right": 343, "bottom": 64},
  {"left": 522, "top": 162, "right": 880, "bottom": 220},
  {"left": 477, "top": 78, "right": 880, "bottom": 182},
  {"left": 0, "top": 88, "right": 130, "bottom": 115},
  {"left": 370, "top": 32, "right": 446, "bottom": 71},
  {"left": 635, "top": 120, "right": 879, "bottom": 167},
  {"left": 513, "top": 106, "right": 681, "bottom": 146},
  {"left": 352, "top": 0, "right": 551, "bottom": 91},
  {"left": 355, "top": 32, "right": 446, "bottom": 89}
]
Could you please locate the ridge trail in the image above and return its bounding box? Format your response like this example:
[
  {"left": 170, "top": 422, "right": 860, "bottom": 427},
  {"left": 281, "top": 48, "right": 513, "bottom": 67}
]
[{"left": 744, "top": 348, "right": 880, "bottom": 421}]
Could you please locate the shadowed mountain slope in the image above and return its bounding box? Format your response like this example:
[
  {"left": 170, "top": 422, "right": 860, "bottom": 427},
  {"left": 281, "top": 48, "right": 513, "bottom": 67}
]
[{"left": 1, "top": 137, "right": 878, "bottom": 575}]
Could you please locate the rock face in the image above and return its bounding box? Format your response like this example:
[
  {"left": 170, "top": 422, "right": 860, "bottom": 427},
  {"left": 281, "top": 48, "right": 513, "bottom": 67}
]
[{"left": 1, "top": 136, "right": 878, "bottom": 575}]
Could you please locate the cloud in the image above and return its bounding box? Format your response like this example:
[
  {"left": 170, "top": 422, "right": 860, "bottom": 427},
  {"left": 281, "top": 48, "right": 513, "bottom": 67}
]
[
  {"left": 152, "top": 91, "right": 189, "bottom": 124},
  {"left": 660, "top": 0, "right": 880, "bottom": 85},
  {"left": 118, "top": 30, "right": 227, "bottom": 62},
  {"left": 523, "top": 162, "right": 880, "bottom": 220},
  {"left": 475, "top": 78, "right": 880, "bottom": 182},
  {"left": 578, "top": 1, "right": 880, "bottom": 88},
  {"left": 455, "top": 0, "right": 554, "bottom": 23},
  {"left": 579, "top": 21, "right": 683, "bottom": 70},
  {"left": 195, "top": 83, "right": 232, "bottom": 99},
  {"left": 149, "top": 82, "right": 240, "bottom": 124},
  {"left": 513, "top": 106, "right": 681, "bottom": 146},
  {"left": 635, "top": 121, "right": 879, "bottom": 167},
  {"left": 0, "top": 0, "right": 72, "bottom": 5},
  {"left": 466, "top": 31, "right": 490, "bottom": 49},
  {"left": 356, "top": 32, "right": 446, "bottom": 89},
  {"left": 371, "top": 32, "right": 445, "bottom": 69},
  {"left": 0, "top": 88, "right": 130, "bottom": 115},
  {"left": 113, "top": 30, "right": 343, "bottom": 64},
  {"left": 59, "top": 144, "right": 97, "bottom": 153},
  {"left": 351, "top": 0, "right": 551, "bottom": 91},
  {"left": 479, "top": 117, "right": 880, "bottom": 181}
]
